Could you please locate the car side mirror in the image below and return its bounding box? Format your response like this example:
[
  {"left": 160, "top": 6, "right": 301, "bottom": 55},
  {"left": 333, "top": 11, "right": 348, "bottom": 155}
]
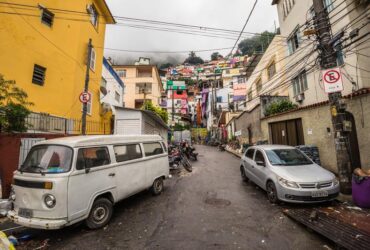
[{"left": 256, "top": 161, "right": 265, "bottom": 167}]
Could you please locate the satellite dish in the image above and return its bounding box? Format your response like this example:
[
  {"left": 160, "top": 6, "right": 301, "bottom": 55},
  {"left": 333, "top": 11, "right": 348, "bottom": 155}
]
[{"left": 100, "top": 86, "right": 108, "bottom": 95}]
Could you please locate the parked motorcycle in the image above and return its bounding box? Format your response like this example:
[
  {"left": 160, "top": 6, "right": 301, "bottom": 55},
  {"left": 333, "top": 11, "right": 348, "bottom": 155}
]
[
  {"left": 168, "top": 144, "right": 192, "bottom": 172},
  {"left": 181, "top": 141, "right": 198, "bottom": 161},
  {"left": 218, "top": 144, "right": 226, "bottom": 152}
]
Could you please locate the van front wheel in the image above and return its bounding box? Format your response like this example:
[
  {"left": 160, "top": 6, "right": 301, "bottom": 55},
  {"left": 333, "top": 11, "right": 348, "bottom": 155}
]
[
  {"left": 151, "top": 178, "right": 164, "bottom": 195},
  {"left": 86, "top": 198, "right": 113, "bottom": 229}
]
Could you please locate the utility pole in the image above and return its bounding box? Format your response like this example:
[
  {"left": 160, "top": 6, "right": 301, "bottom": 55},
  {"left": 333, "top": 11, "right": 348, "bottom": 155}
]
[
  {"left": 142, "top": 83, "right": 147, "bottom": 110},
  {"left": 81, "top": 38, "right": 92, "bottom": 135},
  {"left": 171, "top": 86, "right": 175, "bottom": 122},
  {"left": 313, "top": 0, "right": 352, "bottom": 194}
]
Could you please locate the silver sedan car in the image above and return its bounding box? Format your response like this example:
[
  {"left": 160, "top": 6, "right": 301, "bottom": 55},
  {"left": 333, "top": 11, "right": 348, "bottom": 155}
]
[{"left": 240, "top": 145, "right": 340, "bottom": 204}]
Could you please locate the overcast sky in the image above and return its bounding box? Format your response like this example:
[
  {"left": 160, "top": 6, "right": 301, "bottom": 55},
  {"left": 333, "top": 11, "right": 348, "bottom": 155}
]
[{"left": 104, "top": 0, "right": 278, "bottom": 65}]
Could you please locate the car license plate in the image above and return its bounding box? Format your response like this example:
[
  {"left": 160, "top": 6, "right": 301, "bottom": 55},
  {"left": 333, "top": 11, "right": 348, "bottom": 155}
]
[
  {"left": 18, "top": 208, "right": 33, "bottom": 218},
  {"left": 311, "top": 190, "right": 329, "bottom": 198}
]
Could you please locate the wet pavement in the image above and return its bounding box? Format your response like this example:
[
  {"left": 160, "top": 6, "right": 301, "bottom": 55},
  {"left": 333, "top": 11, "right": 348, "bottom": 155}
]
[{"left": 14, "top": 145, "right": 332, "bottom": 249}]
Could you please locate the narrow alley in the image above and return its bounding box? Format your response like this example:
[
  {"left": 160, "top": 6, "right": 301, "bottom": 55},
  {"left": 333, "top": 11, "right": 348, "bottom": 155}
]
[{"left": 16, "top": 146, "right": 330, "bottom": 250}]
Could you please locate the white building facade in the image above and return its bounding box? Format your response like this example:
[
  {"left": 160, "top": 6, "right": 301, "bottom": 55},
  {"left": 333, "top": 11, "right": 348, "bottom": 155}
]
[
  {"left": 101, "top": 57, "right": 125, "bottom": 113},
  {"left": 272, "top": 0, "right": 370, "bottom": 106}
]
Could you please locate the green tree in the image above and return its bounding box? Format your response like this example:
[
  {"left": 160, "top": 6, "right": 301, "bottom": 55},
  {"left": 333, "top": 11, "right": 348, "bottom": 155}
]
[
  {"left": 159, "top": 63, "right": 173, "bottom": 69},
  {"left": 238, "top": 31, "right": 275, "bottom": 56},
  {"left": 142, "top": 100, "right": 168, "bottom": 124},
  {"left": 173, "top": 123, "right": 190, "bottom": 131},
  {"left": 178, "top": 77, "right": 195, "bottom": 86},
  {"left": 211, "top": 52, "right": 222, "bottom": 61},
  {"left": 184, "top": 51, "right": 204, "bottom": 65},
  {"left": 0, "top": 74, "right": 32, "bottom": 132}
]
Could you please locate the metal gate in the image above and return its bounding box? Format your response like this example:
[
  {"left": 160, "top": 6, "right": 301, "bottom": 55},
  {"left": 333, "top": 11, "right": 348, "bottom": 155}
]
[{"left": 18, "top": 138, "right": 45, "bottom": 168}]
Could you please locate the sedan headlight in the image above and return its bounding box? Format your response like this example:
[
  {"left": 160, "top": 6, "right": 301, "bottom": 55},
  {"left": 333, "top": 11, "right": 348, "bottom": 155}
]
[
  {"left": 44, "top": 194, "right": 56, "bottom": 208},
  {"left": 278, "top": 177, "right": 299, "bottom": 188},
  {"left": 333, "top": 178, "right": 339, "bottom": 186}
]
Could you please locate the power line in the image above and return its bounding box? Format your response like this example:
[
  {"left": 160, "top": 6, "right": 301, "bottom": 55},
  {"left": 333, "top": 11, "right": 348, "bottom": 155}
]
[
  {"left": 100, "top": 36, "right": 292, "bottom": 55},
  {"left": 247, "top": 49, "right": 318, "bottom": 98},
  {"left": 0, "top": 1, "right": 280, "bottom": 38},
  {"left": 0, "top": 9, "right": 278, "bottom": 42},
  {"left": 228, "top": 0, "right": 258, "bottom": 58},
  {"left": 101, "top": 47, "right": 235, "bottom": 54}
]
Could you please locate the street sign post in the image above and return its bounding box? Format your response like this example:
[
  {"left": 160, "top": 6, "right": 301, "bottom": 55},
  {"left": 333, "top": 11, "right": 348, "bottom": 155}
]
[
  {"left": 79, "top": 92, "right": 91, "bottom": 104},
  {"left": 322, "top": 67, "right": 344, "bottom": 93}
]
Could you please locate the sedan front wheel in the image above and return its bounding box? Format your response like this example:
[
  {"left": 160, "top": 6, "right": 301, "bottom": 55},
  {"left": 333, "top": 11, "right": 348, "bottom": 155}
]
[
  {"left": 266, "top": 181, "right": 279, "bottom": 204},
  {"left": 240, "top": 166, "right": 249, "bottom": 182}
]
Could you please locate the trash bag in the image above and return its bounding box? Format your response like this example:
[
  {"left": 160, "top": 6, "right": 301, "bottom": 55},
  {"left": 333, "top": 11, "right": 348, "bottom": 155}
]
[
  {"left": 352, "top": 170, "right": 370, "bottom": 209},
  {"left": 0, "top": 231, "right": 15, "bottom": 250}
]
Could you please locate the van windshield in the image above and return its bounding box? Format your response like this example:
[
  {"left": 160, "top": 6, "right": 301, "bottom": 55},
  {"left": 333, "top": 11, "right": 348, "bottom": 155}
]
[{"left": 20, "top": 145, "right": 73, "bottom": 174}]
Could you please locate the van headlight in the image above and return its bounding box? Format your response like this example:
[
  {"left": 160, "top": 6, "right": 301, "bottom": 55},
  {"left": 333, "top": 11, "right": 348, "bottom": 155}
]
[
  {"left": 9, "top": 188, "right": 16, "bottom": 201},
  {"left": 278, "top": 177, "right": 299, "bottom": 188},
  {"left": 44, "top": 194, "right": 56, "bottom": 208}
]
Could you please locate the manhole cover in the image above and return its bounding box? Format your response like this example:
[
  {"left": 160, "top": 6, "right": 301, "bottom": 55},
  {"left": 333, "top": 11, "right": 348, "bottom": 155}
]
[{"left": 205, "top": 198, "right": 231, "bottom": 207}]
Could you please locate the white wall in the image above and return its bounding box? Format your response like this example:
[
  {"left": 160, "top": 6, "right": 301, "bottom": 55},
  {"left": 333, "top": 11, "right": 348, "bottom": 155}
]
[
  {"left": 115, "top": 109, "right": 142, "bottom": 135},
  {"left": 101, "top": 64, "right": 124, "bottom": 112}
]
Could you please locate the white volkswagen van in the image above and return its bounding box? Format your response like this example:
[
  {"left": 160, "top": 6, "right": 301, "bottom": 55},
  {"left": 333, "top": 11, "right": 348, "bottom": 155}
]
[{"left": 8, "top": 135, "right": 169, "bottom": 229}]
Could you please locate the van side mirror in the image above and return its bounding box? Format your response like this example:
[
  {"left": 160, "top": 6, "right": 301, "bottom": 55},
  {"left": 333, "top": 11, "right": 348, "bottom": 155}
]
[{"left": 256, "top": 161, "right": 265, "bottom": 167}]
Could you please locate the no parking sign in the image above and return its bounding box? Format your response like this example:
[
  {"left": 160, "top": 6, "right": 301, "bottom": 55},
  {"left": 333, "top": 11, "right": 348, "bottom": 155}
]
[
  {"left": 79, "top": 92, "right": 91, "bottom": 103},
  {"left": 322, "top": 67, "right": 344, "bottom": 93}
]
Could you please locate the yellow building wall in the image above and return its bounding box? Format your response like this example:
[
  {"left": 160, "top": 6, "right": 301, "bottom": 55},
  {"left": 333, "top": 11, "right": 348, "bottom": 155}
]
[{"left": 0, "top": 0, "right": 114, "bottom": 134}]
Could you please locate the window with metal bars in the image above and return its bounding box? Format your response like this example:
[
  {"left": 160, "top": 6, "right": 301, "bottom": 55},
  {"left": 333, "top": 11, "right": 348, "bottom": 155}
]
[
  {"left": 41, "top": 8, "right": 54, "bottom": 27},
  {"left": 32, "top": 64, "right": 46, "bottom": 85}
]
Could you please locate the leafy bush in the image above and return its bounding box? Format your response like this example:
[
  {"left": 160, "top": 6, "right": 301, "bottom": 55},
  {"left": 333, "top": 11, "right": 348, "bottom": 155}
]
[
  {"left": 264, "top": 99, "right": 298, "bottom": 117},
  {"left": 173, "top": 123, "right": 190, "bottom": 131},
  {"left": 2, "top": 103, "right": 30, "bottom": 132},
  {"left": 0, "top": 74, "right": 32, "bottom": 132},
  {"left": 142, "top": 101, "right": 168, "bottom": 124}
]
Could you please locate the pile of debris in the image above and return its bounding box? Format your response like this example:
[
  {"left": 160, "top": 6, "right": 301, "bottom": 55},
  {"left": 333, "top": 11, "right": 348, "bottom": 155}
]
[
  {"left": 283, "top": 202, "right": 370, "bottom": 250},
  {"left": 354, "top": 168, "right": 370, "bottom": 177}
]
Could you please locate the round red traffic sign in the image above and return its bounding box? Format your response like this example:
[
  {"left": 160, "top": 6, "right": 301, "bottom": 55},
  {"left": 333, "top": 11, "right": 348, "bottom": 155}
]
[
  {"left": 79, "top": 92, "right": 91, "bottom": 103},
  {"left": 323, "top": 69, "right": 341, "bottom": 84}
]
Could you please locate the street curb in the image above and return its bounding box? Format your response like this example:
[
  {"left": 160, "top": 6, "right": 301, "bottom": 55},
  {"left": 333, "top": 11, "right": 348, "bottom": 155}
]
[
  {"left": 225, "top": 148, "right": 242, "bottom": 158},
  {"left": 0, "top": 217, "right": 25, "bottom": 235}
]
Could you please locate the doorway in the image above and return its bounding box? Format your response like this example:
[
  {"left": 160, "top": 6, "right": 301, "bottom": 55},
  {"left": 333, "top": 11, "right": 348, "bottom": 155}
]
[{"left": 269, "top": 118, "right": 304, "bottom": 146}]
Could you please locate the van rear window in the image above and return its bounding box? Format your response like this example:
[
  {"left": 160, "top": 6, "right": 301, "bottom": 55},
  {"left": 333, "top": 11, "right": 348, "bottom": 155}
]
[
  {"left": 76, "top": 147, "right": 110, "bottom": 170},
  {"left": 143, "top": 143, "right": 164, "bottom": 157},
  {"left": 114, "top": 144, "right": 142, "bottom": 162}
]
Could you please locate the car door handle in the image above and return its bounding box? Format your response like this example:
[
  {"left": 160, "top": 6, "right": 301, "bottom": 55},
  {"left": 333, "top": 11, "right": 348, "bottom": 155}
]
[{"left": 108, "top": 173, "right": 115, "bottom": 177}]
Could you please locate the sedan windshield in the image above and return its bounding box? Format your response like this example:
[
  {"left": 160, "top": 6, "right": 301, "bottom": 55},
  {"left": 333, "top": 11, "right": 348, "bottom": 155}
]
[
  {"left": 265, "top": 149, "right": 313, "bottom": 166},
  {"left": 20, "top": 145, "right": 73, "bottom": 174}
]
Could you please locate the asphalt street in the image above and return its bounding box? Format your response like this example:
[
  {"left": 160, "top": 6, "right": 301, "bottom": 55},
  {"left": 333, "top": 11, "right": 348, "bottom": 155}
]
[{"left": 15, "top": 145, "right": 331, "bottom": 250}]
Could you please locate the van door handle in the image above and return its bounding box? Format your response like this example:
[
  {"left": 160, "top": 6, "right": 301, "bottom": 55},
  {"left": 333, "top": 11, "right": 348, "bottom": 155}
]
[{"left": 109, "top": 173, "right": 115, "bottom": 177}]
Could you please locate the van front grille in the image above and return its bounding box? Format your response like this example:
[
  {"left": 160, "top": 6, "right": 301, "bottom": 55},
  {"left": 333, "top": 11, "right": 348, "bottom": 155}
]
[{"left": 14, "top": 179, "right": 47, "bottom": 189}]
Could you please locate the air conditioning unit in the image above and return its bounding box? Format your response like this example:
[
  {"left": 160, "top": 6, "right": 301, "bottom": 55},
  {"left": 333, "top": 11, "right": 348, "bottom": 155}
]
[
  {"left": 295, "top": 93, "right": 305, "bottom": 102},
  {"left": 100, "top": 103, "right": 111, "bottom": 115}
]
